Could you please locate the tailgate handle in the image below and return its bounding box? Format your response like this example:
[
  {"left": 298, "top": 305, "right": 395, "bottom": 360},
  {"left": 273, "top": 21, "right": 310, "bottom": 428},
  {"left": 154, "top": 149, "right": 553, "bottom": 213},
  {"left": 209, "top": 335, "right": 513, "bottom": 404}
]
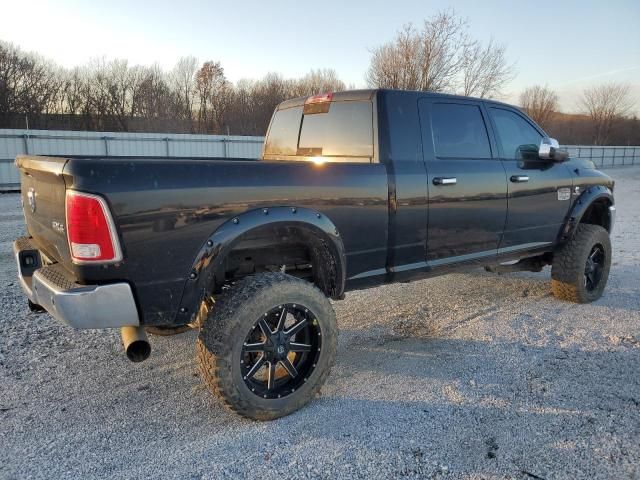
[{"left": 433, "top": 177, "right": 457, "bottom": 186}]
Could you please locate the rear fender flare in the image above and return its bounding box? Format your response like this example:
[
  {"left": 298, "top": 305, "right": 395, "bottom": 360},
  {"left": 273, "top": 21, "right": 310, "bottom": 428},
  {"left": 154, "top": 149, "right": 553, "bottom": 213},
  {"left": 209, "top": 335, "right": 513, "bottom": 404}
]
[
  {"left": 559, "top": 185, "right": 614, "bottom": 243},
  {"left": 175, "top": 207, "right": 346, "bottom": 324}
]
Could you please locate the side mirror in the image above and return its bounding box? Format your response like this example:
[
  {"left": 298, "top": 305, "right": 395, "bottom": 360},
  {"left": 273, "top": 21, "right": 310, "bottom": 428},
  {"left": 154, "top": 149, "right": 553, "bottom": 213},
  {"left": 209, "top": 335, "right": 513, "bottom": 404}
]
[{"left": 539, "top": 137, "right": 568, "bottom": 162}]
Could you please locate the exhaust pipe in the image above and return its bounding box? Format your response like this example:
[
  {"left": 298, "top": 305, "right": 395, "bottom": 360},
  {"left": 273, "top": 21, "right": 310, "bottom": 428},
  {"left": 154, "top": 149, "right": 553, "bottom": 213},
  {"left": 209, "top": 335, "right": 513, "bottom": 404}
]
[{"left": 121, "top": 326, "right": 151, "bottom": 362}]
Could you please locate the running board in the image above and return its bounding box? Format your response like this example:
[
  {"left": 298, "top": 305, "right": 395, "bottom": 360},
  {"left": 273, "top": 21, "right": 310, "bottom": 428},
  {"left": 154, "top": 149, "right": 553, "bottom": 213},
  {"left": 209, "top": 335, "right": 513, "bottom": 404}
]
[{"left": 484, "top": 256, "right": 549, "bottom": 274}]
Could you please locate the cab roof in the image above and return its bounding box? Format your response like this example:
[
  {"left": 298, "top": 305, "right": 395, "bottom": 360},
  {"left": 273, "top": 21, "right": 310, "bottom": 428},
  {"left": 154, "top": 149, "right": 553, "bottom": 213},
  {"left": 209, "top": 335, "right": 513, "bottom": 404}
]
[{"left": 276, "top": 88, "right": 519, "bottom": 111}]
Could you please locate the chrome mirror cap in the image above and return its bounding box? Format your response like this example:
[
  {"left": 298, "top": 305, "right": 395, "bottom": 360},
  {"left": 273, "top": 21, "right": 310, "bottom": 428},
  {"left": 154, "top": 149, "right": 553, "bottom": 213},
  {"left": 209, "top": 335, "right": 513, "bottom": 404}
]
[
  {"left": 539, "top": 137, "right": 560, "bottom": 159},
  {"left": 539, "top": 137, "right": 568, "bottom": 162}
]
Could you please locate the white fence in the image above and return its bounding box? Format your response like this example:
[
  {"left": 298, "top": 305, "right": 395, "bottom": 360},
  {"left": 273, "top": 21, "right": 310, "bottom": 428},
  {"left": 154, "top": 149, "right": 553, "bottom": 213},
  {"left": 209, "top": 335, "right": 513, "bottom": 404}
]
[
  {"left": 0, "top": 129, "right": 264, "bottom": 191},
  {"left": 1, "top": 129, "right": 639, "bottom": 191}
]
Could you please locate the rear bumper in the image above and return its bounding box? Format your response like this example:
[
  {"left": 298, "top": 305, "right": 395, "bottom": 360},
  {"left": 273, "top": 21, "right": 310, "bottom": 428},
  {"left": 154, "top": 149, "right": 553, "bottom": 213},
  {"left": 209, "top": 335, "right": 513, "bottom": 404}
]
[{"left": 13, "top": 237, "right": 139, "bottom": 329}]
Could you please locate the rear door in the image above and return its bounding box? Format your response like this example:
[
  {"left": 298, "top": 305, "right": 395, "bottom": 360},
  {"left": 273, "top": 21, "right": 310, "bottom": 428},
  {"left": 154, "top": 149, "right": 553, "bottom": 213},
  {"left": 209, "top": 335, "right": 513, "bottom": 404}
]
[
  {"left": 418, "top": 98, "right": 508, "bottom": 265},
  {"left": 486, "top": 106, "right": 573, "bottom": 251}
]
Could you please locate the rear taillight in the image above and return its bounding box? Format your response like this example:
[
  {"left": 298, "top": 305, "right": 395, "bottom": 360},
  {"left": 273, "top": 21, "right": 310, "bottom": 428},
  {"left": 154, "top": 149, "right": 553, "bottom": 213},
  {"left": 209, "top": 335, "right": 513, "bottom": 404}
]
[{"left": 65, "top": 191, "right": 122, "bottom": 264}]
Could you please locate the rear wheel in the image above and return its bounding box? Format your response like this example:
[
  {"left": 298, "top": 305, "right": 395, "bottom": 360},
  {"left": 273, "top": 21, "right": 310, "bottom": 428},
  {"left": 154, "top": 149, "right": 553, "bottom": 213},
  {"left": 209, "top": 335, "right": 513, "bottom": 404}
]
[
  {"left": 551, "top": 224, "right": 611, "bottom": 303},
  {"left": 197, "top": 273, "right": 337, "bottom": 420}
]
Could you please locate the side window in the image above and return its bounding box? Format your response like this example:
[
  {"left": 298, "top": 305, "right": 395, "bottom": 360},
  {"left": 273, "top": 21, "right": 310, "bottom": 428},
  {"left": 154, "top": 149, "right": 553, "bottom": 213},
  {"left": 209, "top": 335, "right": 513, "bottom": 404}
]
[
  {"left": 430, "top": 103, "right": 492, "bottom": 159},
  {"left": 490, "top": 108, "right": 542, "bottom": 160},
  {"left": 263, "top": 106, "right": 303, "bottom": 156},
  {"left": 298, "top": 101, "right": 373, "bottom": 161}
]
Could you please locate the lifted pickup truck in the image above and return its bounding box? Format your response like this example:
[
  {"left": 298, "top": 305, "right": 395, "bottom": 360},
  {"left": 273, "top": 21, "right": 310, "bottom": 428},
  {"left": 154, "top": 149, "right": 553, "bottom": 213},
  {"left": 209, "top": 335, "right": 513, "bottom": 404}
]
[{"left": 14, "top": 89, "right": 615, "bottom": 420}]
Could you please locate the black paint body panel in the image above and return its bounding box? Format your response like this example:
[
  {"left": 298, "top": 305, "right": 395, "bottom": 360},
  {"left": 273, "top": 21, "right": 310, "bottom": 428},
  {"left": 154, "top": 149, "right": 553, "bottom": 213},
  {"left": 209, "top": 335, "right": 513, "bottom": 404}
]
[{"left": 15, "top": 90, "right": 615, "bottom": 327}]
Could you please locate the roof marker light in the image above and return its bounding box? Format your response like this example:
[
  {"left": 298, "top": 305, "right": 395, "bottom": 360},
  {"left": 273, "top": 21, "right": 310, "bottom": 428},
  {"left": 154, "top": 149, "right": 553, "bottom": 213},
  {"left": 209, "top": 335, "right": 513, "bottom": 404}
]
[{"left": 305, "top": 92, "right": 333, "bottom": 104}]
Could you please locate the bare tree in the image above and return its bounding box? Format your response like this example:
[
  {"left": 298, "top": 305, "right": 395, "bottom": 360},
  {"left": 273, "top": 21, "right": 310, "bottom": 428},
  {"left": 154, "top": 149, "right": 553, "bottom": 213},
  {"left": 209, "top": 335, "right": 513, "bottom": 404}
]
[
  {"left": 580, "top": 83, "right": 634, "bottom": 144},
  {"left": 292, "top": 69, "right": 346, "bottom": 97},
  {"left": 249, "top": 72, "right": 293, "bottom": 134},
  {"left": 461, "top": 38, "right": 514, "bottom": 98},
  {"left": 134, "top": 64, "right": 173, "bottom": 119},
  {"left": 170, "top": 56, "right": 198, "bottom": 129},
  {"left": 417, "top": 11, "right": 470, "bottom": 92},
  {"left": 367, "top": 10, "right": 513, "bottom": 96},
  {"left": 520, "top": 85, "right": 558, "bottom": 129},
  {"left": 195, "top": 61, "right": 228, "bottom": 134},
  {"left": 0, "top": 41, "right": 62, "bottom": 121},
  {"left": 366, "top": 12, "right": 468, "bottom": 91},
  {"left": 366, "top": 24, "right": 421, "bottom": 90},
  {"left": 86, "top": 59, "right": 141, "bottom": 130},
  {"left": 225, "top": 79, "right": 257, "bottom": 135}
]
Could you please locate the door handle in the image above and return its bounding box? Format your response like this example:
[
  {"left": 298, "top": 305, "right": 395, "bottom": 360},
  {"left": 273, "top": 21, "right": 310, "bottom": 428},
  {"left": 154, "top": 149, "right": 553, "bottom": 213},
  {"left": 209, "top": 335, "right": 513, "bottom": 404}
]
[
  {"left": 510, "top": 175, "right": 529, "bottom": 183},
  {"left": 433, "top": 177, "right": 457, "bottom": 186}
]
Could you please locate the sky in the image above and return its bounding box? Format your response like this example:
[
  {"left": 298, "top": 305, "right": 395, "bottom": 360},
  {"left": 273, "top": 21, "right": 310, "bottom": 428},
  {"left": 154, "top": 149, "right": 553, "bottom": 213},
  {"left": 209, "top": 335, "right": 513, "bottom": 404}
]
[{"left": 2, "top": 0, "right": 639, "bottom": 113}]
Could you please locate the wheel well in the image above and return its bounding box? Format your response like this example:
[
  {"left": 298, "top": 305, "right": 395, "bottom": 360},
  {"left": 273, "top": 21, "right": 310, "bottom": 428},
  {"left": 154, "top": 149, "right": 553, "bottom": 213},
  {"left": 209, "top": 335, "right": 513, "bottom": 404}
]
[
  {"left": 219, "top": 224, "right": 341, "bottom": 298},
  {"left": 580, "top": 199, "right": 612, "bottom": 232}
]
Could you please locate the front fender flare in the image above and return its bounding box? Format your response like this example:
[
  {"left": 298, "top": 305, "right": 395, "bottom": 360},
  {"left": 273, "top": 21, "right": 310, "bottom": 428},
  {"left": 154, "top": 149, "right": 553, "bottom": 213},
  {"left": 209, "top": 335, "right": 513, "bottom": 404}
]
[
  {"left": 174, "top": 206, "right": 346, "bottom": 324},
  {"left": 559, "top": 185, "right": 614, "bottom": 243}
]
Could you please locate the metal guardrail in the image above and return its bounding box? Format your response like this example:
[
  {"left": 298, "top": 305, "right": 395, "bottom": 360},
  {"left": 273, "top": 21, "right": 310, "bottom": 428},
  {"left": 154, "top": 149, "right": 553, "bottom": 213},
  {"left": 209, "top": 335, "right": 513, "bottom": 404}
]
[
  {"left": 563, "top": 145, "right": 640, "bottom": 168},
  {"left": 0, "top": 131, "right": 263, "bottom": 157},
  {"left": 0, "top": 129, "right": 265, "bottom": 191}
]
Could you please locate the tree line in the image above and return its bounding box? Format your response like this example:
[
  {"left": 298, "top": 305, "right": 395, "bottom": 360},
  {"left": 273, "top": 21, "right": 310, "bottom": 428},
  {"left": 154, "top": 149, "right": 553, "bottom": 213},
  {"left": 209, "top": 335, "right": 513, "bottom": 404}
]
[
  {"left": 0, "top": 44, "right": 346, "bottom": 136},
  {"left": 520, "top": 83, "right": 638, "bottom": 145},
  {"left": 0, "top": 10, "right": 637, "bottom": 144}
]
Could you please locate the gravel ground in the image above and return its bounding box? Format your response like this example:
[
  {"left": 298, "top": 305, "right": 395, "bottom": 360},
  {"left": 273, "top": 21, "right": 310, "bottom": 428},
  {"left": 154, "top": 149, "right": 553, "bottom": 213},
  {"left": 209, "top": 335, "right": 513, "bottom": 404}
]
[{"left": 1, "top": 167, "right": 639, "bottom": 480}]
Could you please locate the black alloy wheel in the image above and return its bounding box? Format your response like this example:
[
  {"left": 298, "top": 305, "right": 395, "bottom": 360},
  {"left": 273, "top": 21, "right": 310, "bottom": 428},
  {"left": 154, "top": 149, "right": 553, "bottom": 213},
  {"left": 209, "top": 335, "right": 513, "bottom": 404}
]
[
  {"left": 584, "top": 244, "right": 605, "bottom": 291},
  {"left": 241, "top": 304, "right": 322, "bottom": 399},
  {"left": 196, "top": 272, "right": 338, "bottom": 420},
  {"left": 551, "top": 224, "right": 612, "bottom": 303}
]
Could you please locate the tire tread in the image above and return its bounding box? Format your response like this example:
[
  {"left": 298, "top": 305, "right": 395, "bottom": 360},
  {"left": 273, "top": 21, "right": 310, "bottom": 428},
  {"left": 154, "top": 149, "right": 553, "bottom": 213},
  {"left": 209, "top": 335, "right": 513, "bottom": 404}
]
[
  {"left": 196, "top": 273, "right": 337, "bottom": 420},
  {"left": 551, "top": 224, "right": 611, "bottom": 303}
]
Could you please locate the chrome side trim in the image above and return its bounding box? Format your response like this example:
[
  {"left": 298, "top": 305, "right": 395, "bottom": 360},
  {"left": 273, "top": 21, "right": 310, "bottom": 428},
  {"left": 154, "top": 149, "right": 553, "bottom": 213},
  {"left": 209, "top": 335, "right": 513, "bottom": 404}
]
[
  {"left": 497, "top": 242, "right": 553, "bottom": 255},
  {"left": 428, "top": 249, "right": 497, "bottom": 268}
]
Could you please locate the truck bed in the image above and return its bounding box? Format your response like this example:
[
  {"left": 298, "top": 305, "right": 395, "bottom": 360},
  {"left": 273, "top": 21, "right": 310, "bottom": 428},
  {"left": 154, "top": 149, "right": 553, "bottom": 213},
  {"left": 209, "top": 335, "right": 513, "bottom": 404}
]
[{"left": 16, "top": 155, "right": 388, "bottom": 325}]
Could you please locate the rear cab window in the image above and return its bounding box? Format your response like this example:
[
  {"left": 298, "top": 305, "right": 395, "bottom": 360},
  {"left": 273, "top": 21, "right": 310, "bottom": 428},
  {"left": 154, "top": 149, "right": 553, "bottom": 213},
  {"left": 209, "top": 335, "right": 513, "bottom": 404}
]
[
  {"left": 430, "top": 103, "right": 492, "bottom": 159},
  {"left": 263, "top": 95, "right": 374, "bottom": 163},
  {"left": 263, "top": 106, "right": 303, "bottom": 156}
]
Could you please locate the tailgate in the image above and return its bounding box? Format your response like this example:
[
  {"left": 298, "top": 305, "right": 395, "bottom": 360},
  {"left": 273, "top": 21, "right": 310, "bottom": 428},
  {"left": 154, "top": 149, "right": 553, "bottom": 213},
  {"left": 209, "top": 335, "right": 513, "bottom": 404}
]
[{"left": 16, "top": 155, "right": 71, "bottom": 264}]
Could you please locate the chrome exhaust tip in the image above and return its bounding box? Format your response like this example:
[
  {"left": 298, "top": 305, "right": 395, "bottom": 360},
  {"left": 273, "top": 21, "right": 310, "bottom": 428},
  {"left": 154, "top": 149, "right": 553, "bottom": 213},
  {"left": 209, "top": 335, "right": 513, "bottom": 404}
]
[{"left": 121, "top": 326, "right": 151, "bottom": 362}]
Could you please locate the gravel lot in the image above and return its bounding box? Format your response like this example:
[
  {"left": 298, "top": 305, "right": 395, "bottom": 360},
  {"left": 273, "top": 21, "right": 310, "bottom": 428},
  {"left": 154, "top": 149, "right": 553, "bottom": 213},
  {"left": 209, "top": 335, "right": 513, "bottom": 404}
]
[{"left": 1, "top": 167, "right": 639, "bottom": 480}]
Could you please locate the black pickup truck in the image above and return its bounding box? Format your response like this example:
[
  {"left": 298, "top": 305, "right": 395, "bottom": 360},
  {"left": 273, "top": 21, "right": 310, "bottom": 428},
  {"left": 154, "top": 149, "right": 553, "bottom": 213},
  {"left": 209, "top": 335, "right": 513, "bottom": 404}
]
[{"left": 14, "top": 89, "right": 615, "bottom": 420}]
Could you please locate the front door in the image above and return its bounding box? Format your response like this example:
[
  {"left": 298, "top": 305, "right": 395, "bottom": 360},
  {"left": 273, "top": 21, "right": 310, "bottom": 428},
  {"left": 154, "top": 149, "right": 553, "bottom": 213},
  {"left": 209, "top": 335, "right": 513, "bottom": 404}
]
[
  {"left": 418, "top": 99, "right": 508, "bottom": 265},
  {"left": 486, "top": 107, "right": 573, "bottom": 251}
]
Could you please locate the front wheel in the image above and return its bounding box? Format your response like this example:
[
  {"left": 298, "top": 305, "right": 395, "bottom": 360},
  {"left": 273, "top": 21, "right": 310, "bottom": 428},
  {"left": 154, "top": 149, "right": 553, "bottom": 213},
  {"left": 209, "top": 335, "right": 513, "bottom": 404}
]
[
  {"left": 551, "top": 224, "right": 612, "bottom": 303},
  {"left": 197, "top": 273, "right": 337, "bottom": 420}
]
